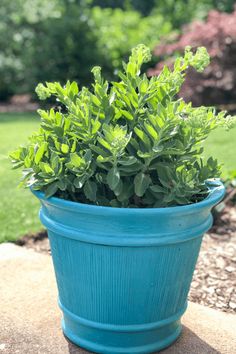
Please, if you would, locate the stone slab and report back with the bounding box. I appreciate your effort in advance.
[0,243,235,354]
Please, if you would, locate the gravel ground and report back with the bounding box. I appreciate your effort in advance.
[16,204,236,314]
[190,205,236,314]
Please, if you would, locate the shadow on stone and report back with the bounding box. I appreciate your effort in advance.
[63,325,221,354]
[63,334,93,354]
[161,325,222,353]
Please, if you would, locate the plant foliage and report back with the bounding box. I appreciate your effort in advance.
[10,45,235,207]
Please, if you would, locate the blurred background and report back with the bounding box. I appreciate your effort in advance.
[0,0,235,242]
[0,0,235,104]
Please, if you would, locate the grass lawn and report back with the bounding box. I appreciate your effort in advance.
[203,126,236,177]
[0,112,236,243]
[0,113,41,243]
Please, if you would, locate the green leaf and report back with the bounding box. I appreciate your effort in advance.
[61,144,69,154]
[118,156,138,166]
[84,150,92,163]
[134,127,151,148]
[12,161,24,169]
[144,123,158,140]
[119,162,142,173]
[113,179,123,197]
[134,172,151,197]
[35,143,47,164]
[84,180,97,201]
[40,162,54,174]
[107,167,120,190]
[139,80,149,93]
[110,199,121,207]
[92,95,101,106]
[92,119,101,134]
[149,185,165,193]
[70,81,79,97]
[96,154,108,163]
[90,145,110,157]
[57,179,67,191]
[44,182,58,198]
[121,110,133,120]
[157,166,172,186]
[50,152,59,172]
[74,175,87,189]
[70,153,83,167]
[97,137,111,151]
[9,149,21,161]
[117,183,133,202]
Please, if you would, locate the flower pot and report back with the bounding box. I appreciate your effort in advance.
[32,182,224,354]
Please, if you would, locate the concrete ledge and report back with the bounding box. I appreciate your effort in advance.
[0,243,235,354]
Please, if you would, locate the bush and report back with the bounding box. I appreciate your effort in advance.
[93,0,235,21]
[150,0,235,28]
[92,0,156,16]
[149,8,236,107]
[89,7,171,72]
[10,45,235,208]
[0,1,171,100]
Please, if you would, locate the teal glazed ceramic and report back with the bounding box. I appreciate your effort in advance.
[32,182,225,354]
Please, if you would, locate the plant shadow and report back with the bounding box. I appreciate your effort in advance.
[64,325,221,354]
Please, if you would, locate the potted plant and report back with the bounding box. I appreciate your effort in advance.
[10,45,235,353]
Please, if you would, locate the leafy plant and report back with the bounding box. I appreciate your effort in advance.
[149,0,235,28]
[93,0,235,21]
[10,44,235,207]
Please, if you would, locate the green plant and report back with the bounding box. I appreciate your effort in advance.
[10,45,235,207]
[150,0,236,28]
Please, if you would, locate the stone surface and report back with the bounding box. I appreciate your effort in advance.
[0,243,236,354]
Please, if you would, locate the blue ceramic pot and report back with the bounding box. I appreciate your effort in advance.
[32,182,224,354]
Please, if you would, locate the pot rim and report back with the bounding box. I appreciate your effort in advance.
[31,180,225,216]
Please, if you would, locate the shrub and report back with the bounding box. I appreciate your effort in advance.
[92,0,156,16]
[0,0,62,100]
[89,7,171,72]
[0,1,171,99]
[93,0,235,22]
[149,8,236,107]
[149,0,235,28]
[10,45,235,208]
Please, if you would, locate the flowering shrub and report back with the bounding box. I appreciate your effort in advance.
[10,45,235,208]
[149,8,236,107]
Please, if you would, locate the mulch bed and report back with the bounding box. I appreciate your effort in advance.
[15,203,236,314]
[15,230,50,254]
[0,95,38,113]
[189,203,236,314]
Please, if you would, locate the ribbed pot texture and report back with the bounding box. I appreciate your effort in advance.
[32,183,224,354]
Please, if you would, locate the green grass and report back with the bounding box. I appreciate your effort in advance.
[203,125,236,176]
[0,113,236,243]
[0,113,41,242]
